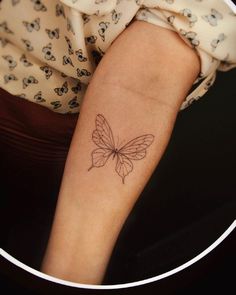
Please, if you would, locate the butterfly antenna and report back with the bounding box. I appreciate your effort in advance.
[120,139,126,149]
[117,137,125,149]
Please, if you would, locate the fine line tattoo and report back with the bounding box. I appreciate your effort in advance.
[88,114,154,183]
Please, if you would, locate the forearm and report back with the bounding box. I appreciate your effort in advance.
[41,21,200,284]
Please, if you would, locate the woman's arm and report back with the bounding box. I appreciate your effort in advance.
[41,20,200,284]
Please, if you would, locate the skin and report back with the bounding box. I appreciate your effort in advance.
[41,20,200,284]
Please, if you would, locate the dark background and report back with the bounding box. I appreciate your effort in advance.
[0,65,235,294]
[104,68,236,284]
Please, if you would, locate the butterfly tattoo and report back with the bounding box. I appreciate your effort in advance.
[88,114,154,183]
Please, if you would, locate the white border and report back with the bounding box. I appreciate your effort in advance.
[0,220,235,290]
[224,0,236,13]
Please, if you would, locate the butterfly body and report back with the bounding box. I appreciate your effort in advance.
[88,114,154,184]
[112,148,119,159]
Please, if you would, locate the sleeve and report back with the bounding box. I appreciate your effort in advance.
[134,0,236,110]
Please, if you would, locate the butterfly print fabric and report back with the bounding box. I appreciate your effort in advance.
[0,0,235,113]
[88,114,154,183]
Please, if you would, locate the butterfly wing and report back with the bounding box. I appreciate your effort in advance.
[88,148,113,170]
[115,134,154,183]
[92,114,115,150]
[115,153,133,184]
[118,134,154,160]
[211,9,223,20]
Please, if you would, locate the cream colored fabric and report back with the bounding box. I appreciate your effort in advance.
[0,0,235,113]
